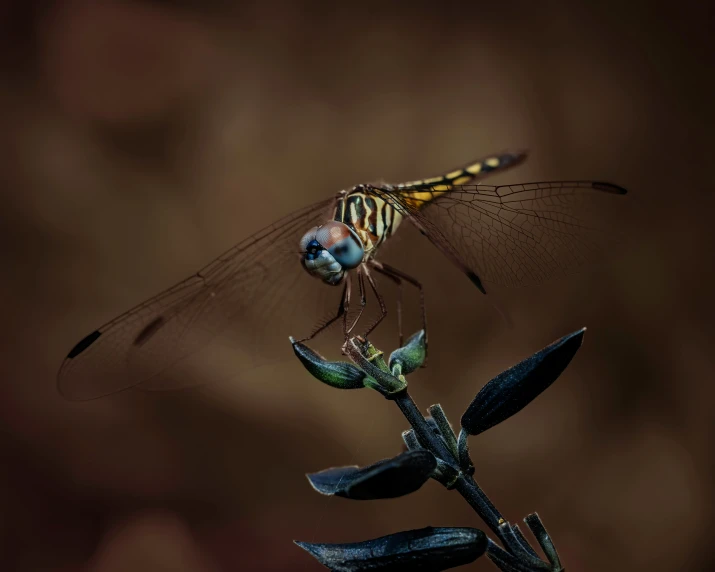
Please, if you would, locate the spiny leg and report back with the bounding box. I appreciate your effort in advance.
[346,266,367,336]
[369,264,404,347]
[299,275,351,343]
[361,263,388,340]
[369,260,428,363]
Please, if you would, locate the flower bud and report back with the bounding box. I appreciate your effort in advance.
[388,330,426,376]
[291,338,367,390]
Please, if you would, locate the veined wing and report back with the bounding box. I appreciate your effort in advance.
[58,197,339,400]
[369,181,628,291]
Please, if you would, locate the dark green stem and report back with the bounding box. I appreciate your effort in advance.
[457,428,473,473]
[393,392,505,537]
[452,474,505,538]
[499,522,550,570]
[392,391,458,471]
[427,404,459,457]
[512,525,541,560]
[486,539,536,572]
[401,428,421,450]
[525,513,563,570]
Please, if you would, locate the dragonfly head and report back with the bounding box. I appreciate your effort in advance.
[299,221,364,285]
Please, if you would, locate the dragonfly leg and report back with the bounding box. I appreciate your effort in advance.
[361,263,388,339]
[369,260,428,364]
[341,271,353,337]
[298,275,351,343]
[345,267,367,336]
[369,263,403,347]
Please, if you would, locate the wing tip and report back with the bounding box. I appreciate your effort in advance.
[467,271,488,295]
[56,384,116,402]
[592,181,628,195]
[57,330,103,401]
[65,330,102,359]
[55,367,83,401]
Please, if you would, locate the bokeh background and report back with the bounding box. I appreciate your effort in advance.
[1,1,713,570]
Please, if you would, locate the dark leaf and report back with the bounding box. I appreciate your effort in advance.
[295,526,487,571]
[461,329,585,435]
[389,330,426,376]
[307,450,437,500]
[291,338,367,389]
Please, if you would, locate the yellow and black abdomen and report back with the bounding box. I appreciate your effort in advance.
[395,150,527,211]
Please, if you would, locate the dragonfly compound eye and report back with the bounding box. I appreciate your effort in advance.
[300,225,347,285]
[316,222,364,270]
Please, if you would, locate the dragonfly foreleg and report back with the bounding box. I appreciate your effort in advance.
[345,267,367,337]
[361,263,388,340]
[369,264,404,347]
[369,260,428,364]
[299,276,351,344]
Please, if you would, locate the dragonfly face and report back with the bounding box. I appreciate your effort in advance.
[299,221,365,285]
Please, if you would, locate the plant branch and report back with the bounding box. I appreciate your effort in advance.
[295,329,577,572]
[452,474,506,538]
[392,391,459,472]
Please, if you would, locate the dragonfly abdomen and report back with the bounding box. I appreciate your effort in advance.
[395,151,527,211]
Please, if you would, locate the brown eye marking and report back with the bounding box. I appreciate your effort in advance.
[316,222,351,248]
[329,225,345,240]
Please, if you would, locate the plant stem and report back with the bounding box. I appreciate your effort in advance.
[486,539,537,572]
[392,391,458,470]
[452,474,505,538]
[525,513,562,570]
[427,404,459,457]
[401,428,421,450]
[392,391,506,537]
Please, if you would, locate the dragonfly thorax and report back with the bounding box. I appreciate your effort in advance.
[334,187,404,258]
[299,221,364,285]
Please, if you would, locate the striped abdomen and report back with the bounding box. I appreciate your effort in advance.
[395,150,526,211]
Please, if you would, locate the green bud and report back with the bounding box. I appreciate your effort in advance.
[344,338,407,397]
[388,330,426,376]
[291,338,367,390]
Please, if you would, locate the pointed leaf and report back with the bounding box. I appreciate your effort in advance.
[461,329,585,435]
[389,330,426,375]
[291,338,367,389]
[307,450,437,500]
[295,526,487,571]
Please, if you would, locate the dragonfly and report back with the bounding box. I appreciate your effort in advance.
[57,150,628,400]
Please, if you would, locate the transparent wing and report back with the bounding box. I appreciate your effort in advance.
[370,181,628,289]
[57,197,341,400]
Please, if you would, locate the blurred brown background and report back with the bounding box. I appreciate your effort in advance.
[1,0,713,570]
